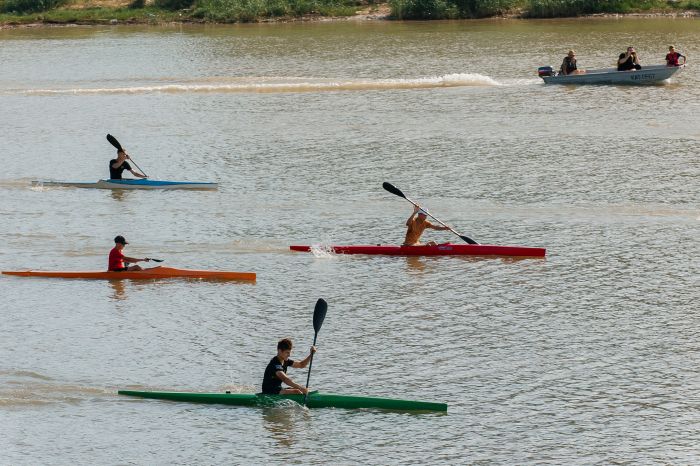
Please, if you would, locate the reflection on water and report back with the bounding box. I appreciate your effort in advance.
[261,406,310,448]
[108,279,127,301]
[405,256,428,273]
[109,189,129,202]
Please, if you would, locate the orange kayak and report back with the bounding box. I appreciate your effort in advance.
[2,266,255,281]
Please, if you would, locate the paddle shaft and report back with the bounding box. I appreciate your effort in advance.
[126,157,148,178]
[303,333,318,404]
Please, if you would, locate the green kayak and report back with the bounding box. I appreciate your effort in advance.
[118,390,447,412]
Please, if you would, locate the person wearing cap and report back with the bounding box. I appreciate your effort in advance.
[402,205,450,246]
[108,236,150,272]
[110,149,146,180]
[559,50,585,76]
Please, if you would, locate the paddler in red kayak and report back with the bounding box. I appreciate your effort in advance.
[403,205,450,246]
[262,338,317,395]
[108,236,151,271]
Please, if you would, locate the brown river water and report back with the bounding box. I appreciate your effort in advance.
[1,18,699,464]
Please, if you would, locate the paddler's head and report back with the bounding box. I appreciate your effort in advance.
[114,235,128,250]
[416,209,428,221]
[277,338,293,360]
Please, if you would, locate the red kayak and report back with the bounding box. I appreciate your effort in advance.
[290,243,546,258]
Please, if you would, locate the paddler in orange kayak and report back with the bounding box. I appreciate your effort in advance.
[108,236,151,272]
[403,205,450,246]
[262,338,317,395]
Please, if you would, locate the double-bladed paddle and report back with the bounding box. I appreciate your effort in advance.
[303,298,327,406]
[106,134,148,178]
[382,182,479,245]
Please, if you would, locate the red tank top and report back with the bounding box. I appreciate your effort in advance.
[108,247,125,271]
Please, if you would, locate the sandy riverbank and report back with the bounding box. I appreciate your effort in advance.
[2,3,699,30]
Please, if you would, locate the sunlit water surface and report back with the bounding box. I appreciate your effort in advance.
[1,18,699,464]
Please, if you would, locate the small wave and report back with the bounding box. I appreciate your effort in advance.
[0,370,53,380]
[309,243,337,258]
[16,74,500,96]
[0,178,36,189]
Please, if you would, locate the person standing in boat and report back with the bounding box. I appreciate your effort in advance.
[110,148,147,180]
[262,338,316,395]
[665,45,686,67]
[108,235,150,271]
[403,205,450,246]
[559,50,585,75]
[618,47,642,71]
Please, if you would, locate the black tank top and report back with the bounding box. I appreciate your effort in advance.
[109,159,131,179]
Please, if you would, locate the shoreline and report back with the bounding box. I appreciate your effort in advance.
[1,5,699,30]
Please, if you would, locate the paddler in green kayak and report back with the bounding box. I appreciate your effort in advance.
[262,338,317,395]
[403,205,450,246]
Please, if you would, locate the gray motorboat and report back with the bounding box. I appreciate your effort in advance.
[538,64,684,85]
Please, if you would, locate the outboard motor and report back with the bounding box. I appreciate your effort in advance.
[537,66,555,77]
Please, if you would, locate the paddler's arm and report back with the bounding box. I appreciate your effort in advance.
[291,346,317,369]
[275,371,309,394]
[425,221,450,231]
[123,256,150,263]
[128,168,147,178]
[406,205,420,226]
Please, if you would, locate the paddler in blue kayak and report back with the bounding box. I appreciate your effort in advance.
[108,236,151,271]
[110,148,147,180]
[262,338,317,395]
[403,205,450,246]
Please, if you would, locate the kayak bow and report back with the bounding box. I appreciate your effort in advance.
[290,243,545,258]
[118,390,447,412]
[32,179,218,190]
[2,266,255,281]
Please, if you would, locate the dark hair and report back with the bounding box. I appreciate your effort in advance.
[277,338,293,351]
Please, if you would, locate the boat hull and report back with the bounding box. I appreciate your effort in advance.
[32,179,218,190]
[2,266,255,281]
[542,64,683,85]
[118,390,447,412]
[290,243,546,257]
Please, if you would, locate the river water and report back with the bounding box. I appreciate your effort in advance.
[1,18,699,464]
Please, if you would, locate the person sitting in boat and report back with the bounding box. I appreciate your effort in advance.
[262,338,316,395]
[403,205,450,247]
[665,45,686,67]
[559,50,585,75]
[108,235,150,272]
[618,47,642,71]
[110,149,147,180]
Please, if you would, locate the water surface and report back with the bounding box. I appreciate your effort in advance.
[1,19,699,464]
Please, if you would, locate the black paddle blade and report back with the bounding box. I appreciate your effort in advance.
[460,235,479,245]
[106,134,122,150]
[313,299,327,334]
[382,182,406,199]
[146,258,164,262]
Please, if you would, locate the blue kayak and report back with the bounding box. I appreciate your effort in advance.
[32,179,218,190]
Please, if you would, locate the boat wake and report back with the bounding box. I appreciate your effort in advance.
[309,243,337,258]
[0,370,110,407]
[14,74,501,96]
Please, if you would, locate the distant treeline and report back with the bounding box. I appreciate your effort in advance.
[2,0,699,22]
[390,0,700,18]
